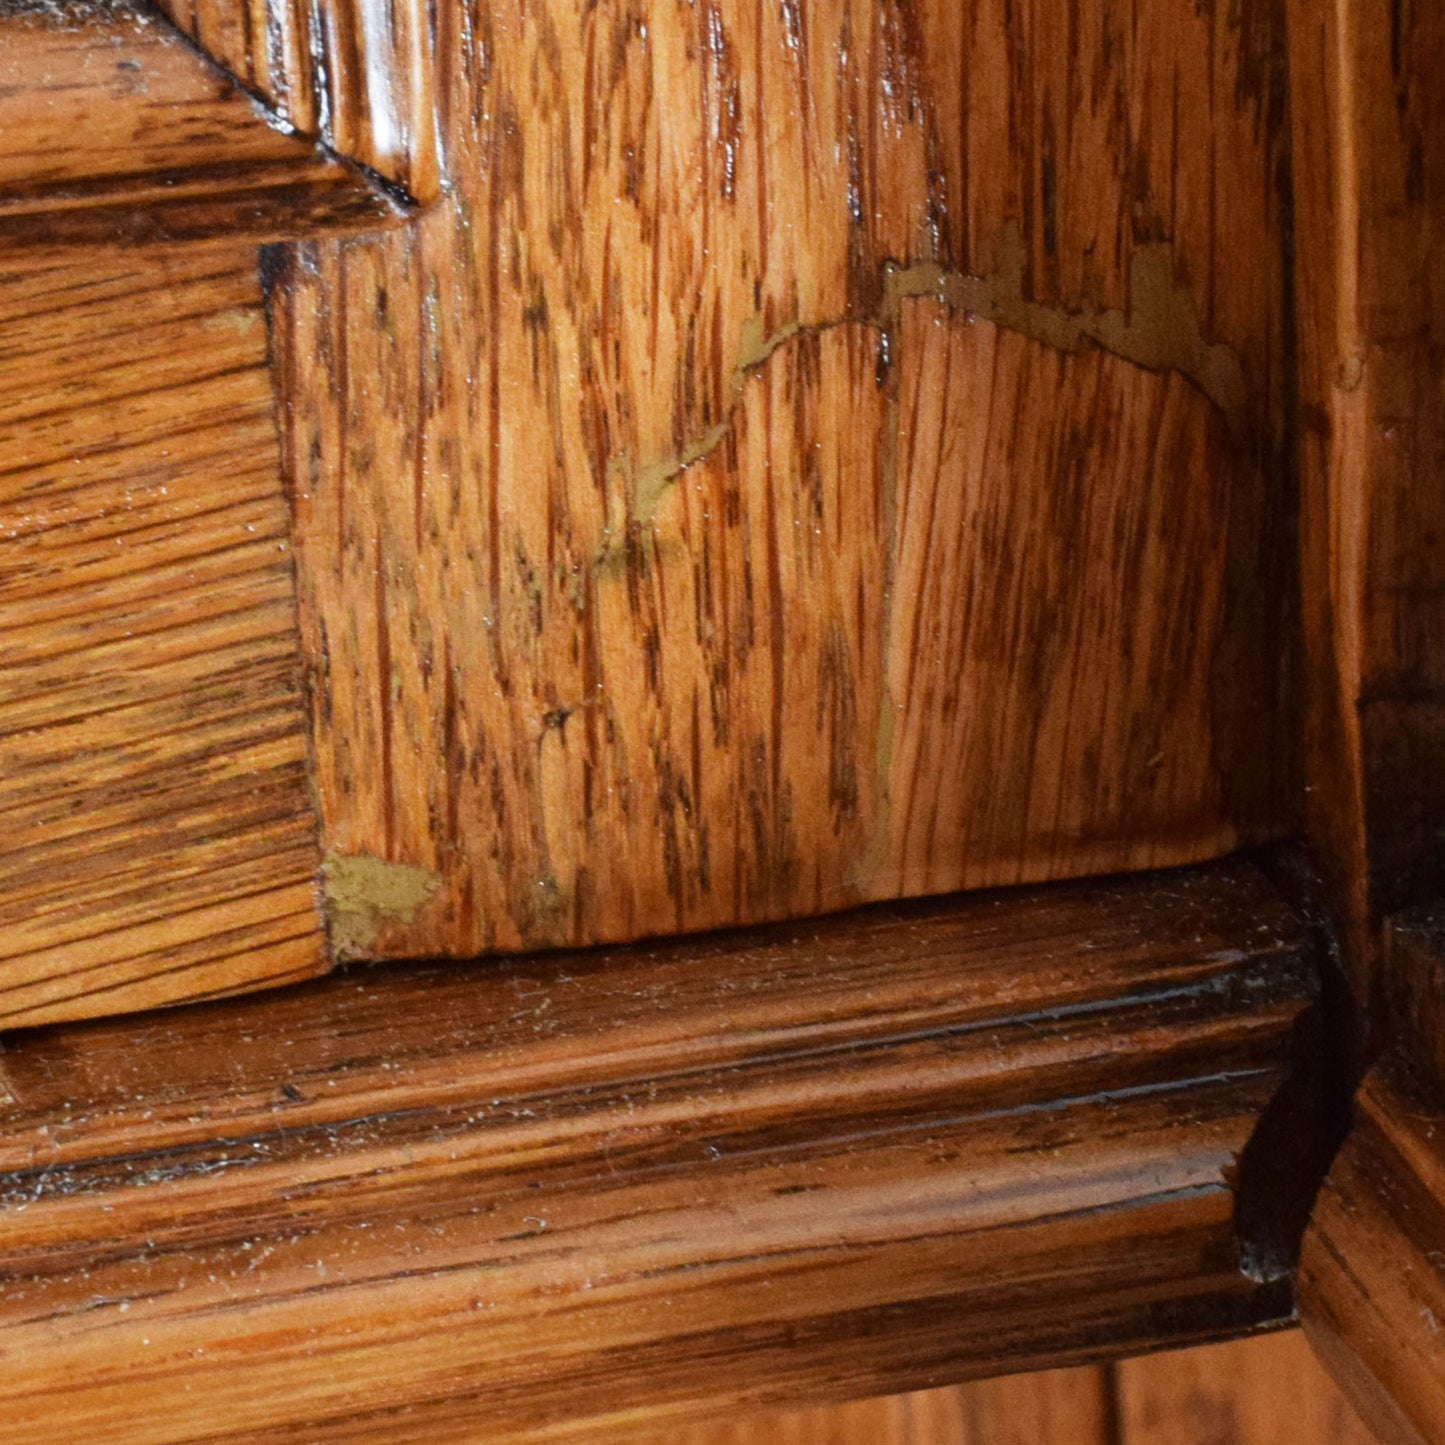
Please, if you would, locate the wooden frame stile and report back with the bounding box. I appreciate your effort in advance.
[1286,0,1445,1439]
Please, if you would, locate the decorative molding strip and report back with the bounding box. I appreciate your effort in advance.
[154,0,440,202]
[0,861,1319,1439]
[0,1,407,248]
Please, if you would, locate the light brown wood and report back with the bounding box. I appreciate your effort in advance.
[1286,3,1445,1429]
[0,243,328,1026]
[154,0,438,201]
[1287,0,1445,1010]
[1116,1332,1378,1445]
[635,1330,1379,1445]
[0,1,405,248]
[1301,1061,1445,1445]
[0,861,1317,1442]
[278,0,1295,962]
[638,1367,1114,1445]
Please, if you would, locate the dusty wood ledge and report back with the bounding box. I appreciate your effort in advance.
[0,860,1320,1442]
[0,1,407,249]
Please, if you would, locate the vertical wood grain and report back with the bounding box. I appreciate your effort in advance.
[279,0,1295,961]
[1287,0,1445,1009]
[0,248,327,1025]
[635,1368,1114,1445]
[1301,1062,1445,1445]
[153,0,440,201]
[625,1332,1377,1445]
[0,3,404,248]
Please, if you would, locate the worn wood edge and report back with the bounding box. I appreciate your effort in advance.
[0,0,410,249]
[1382,909,1445,1094]
[1301,1059,1445,1445]
[0,859,1323,1441]
[152,0,440,202]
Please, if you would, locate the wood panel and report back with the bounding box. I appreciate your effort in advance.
[639,1367,1114,1445]
[1301,1061,1445,1445]
[0,1,405,248]
[1287,0,1445,1010]
[0,244,328,1026]
[1115,1332,1378,1445]
[154,0,439,201]
[0,861,1318,1442]
[652,1332,1375,1445]
[279,0,1295,962]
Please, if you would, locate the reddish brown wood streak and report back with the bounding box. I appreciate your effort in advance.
[1302,1060,1445,1445]
[625,1333,1378,1444]
[1288,0,1445,1008]
[1112,1335,1379,1445]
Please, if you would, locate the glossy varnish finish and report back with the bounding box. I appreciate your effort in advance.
[281,0,1295,961]
[155,0,440,201]
[0,1,404,248]
[0,244,328,1026]
[644,1330,1377,1445]
[0,862,1317,1441]
[1286,2,1445,1428]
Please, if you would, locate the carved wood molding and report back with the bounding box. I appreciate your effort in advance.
[0,0,1300,1023]
[0,0,409,248]
[154,0,439,201]
[0,861,1320,1440]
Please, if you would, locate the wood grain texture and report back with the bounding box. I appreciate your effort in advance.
[637,1367,1114,1445]
[154,0,439,201]
[1383,910,1445,1091]
[279,0,1295,962]
[634,1330,1378,1445]
[0,861,1317,1442]
[0,1,405,248]
[1301,1061,1445,1445]
[1114,1332,1377,1445]
[0,245,327,1027]
[1287,0,1445,1007]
